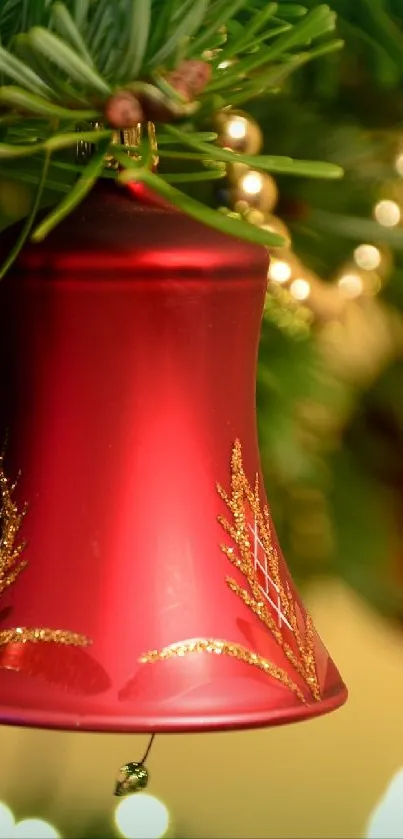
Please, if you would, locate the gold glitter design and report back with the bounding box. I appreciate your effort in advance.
[0,628,89,647]
[0,454,27,597]
[0,455,90,652]
[217,439,320,701]
[140,638,305,702]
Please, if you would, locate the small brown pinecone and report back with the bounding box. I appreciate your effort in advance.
[104,90,144,128]
[166,60,212,100]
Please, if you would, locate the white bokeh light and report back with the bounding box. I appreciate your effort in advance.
[240,171,263,195]
[338,272,364,299]
[366,769,403,838]
[354,244,381,271]
[268,259,292,284]
[0,802,15,838]
[13,818,60,838]
[115,793,169,839]
[226,116,247,140]
[374,199,401,227]
[290,278,310,301]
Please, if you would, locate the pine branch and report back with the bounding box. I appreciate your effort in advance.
[0,0,343,268]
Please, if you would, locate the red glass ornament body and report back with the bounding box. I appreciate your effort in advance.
[0,186,347,732]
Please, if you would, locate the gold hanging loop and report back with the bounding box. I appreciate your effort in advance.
[77,122,159,171]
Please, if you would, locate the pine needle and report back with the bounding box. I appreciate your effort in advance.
[0,0,344,264]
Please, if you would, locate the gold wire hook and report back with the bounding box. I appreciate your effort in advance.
[77,121,159,171]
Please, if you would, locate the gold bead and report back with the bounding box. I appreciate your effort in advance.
[216,109,263,155]
[267,249,302,284]
[246,212,291,246]
[232,170,279,214]
[114,763,149,797]
[226,161,249,184]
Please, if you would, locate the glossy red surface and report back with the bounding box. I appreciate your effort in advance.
[0,185,347,732]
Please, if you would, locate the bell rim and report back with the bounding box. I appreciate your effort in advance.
[0,684,347,733]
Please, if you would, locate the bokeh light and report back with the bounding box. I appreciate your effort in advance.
[366,769,403,838]
[395,152,403,176]
[261,215,291,246]
[268,258,292,284]
[374,199,401,227]
[13,818,60,838]
[354,244,381,271]
[290,278,310,301]
[115,793,170,839]
[338,272,364,299]
[226,116,247,140]
[239,171,263,195]
[0,802,15,838]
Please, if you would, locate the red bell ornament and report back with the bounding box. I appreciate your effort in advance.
[0,184,347,733]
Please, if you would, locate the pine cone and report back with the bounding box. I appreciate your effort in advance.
[166,60,212,100]
[104,91,144,129]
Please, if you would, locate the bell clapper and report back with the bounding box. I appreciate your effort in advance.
[114,733,156,797]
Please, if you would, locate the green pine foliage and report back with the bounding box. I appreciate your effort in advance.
[248,0,403,619]
[0,0,343,271]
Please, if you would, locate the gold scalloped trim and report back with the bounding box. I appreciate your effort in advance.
[0,627,90,647]
[139,638,305,702]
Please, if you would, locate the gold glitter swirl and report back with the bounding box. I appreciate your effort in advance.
[0,627,90,647]
[0,453,27,597]
[139,638,305,702]
[217,439,321,702]
[0,455,91,653]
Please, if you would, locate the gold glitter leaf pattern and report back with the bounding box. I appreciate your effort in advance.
[217,439,320,701]
[140,638,305,701]
[0,456,90,652]
[0,454,27,597]
[139,441,320,704]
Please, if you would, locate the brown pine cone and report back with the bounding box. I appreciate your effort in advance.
[166,60,212,100]
[104,90,144,129]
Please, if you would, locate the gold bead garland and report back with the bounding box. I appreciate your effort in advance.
[216,109,263,155]
[216,107,396,351]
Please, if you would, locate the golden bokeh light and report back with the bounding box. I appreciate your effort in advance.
[395,152,403,176]
[269,258,293,284]
[374,199,401,227]
[290,278,311,301]
[354,244,381,271]
[338,272,364,299]
[226,116,247,140]
[239,170,264,195]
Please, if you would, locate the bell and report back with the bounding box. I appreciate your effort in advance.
[0,183,347,733]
